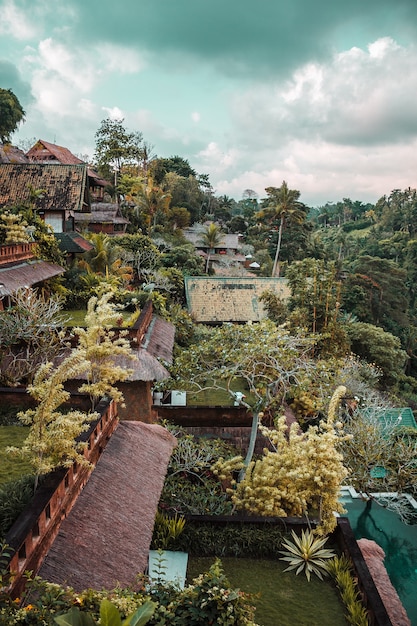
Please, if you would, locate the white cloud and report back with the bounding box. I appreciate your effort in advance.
[0,0,38,39]
[102,106,125,120]
[230,37,417,148]
[95,43,145,74]
[191,111,200,123]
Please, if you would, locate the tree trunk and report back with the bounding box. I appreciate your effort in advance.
[272,217,284,277]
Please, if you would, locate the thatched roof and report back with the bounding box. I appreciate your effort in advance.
[0,260,64,296]
[38,421,177,592]
[124,347,170,381]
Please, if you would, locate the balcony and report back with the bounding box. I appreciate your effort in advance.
[0,242,36,266]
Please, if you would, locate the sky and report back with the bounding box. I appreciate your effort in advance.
[1,0,417,207]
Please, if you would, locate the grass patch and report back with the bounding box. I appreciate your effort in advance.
[187,556,348,626]
[186,377,256,406]
[64,309,134,327]
[0,426,32,486]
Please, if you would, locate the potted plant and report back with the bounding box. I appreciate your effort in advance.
[148,511,188,588]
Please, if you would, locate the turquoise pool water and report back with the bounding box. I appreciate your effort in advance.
[341,496,417,626]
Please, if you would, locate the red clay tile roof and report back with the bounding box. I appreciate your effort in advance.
[0,260,64,295]
[26,140,108,186]
[26,139,84,165]
[0,163,90,212]
[38,421,177,592]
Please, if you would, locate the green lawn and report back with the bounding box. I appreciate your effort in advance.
[0,426,32,486]
[64,309,135,327]
[185,377,256,406]
[187,556,348,626]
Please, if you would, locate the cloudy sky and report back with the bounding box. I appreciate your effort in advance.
[1,0,417,207]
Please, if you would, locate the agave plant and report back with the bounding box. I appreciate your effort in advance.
[279,529,336,581]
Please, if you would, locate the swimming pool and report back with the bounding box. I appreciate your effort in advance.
[340,487,417,626]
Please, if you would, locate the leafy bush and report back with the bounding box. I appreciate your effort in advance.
[159,423,237,516]
[174,521,286,558]
[150,511,186,550]
[0,561,257,626]
[0,474,35,539]
[327,554,370,625]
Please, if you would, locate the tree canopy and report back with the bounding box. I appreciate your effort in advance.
[0,88,25,143]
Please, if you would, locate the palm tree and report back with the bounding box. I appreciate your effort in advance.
[259,181,306,277]
[197,222,225,273]
[133,177,171,231]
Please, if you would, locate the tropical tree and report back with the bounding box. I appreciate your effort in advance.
[342,255,409,335]
[73,291,135,410]
[7,350,93,490]
[346,321,408,387]
[197,222,225,273]
[0,288,68,387]
[258,181,307,276]
[132,177,171,231]
[0,88,25,143]
[167,320,317,473]
[94,117,144,184]
[213,386,349,535]
[77,233,133,293]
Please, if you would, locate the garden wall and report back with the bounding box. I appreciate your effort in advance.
[155,405,273,454]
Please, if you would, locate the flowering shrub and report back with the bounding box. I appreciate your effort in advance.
[213,386,350,535]
[0,561,257,626]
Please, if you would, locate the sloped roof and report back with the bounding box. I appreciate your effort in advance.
[75,203,129,224]
[142,316,175,365]
[0,260,64,295]
[26,139,108,186]
[54,232,95,254]
[26,139,84,165]
[38,421,177,592]
[183,227,241,250]
[119,348,170,382]
[0,144,28,163]
[0,163,89,212]
[185,276,291,323]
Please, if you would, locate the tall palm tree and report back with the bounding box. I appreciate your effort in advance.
[259,181,306,277]
[198,222,225,273]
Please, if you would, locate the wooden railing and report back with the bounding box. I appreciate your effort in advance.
[0,243,36,265]
[4,398,119,598]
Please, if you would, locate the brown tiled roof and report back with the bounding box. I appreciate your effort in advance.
[184,276,291,323]
[26,139,83,165]
[38,421,177,592]
[0,260,64,295]
[0,144,29,163]
[0,163,89,212]
[26,139,108,187]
